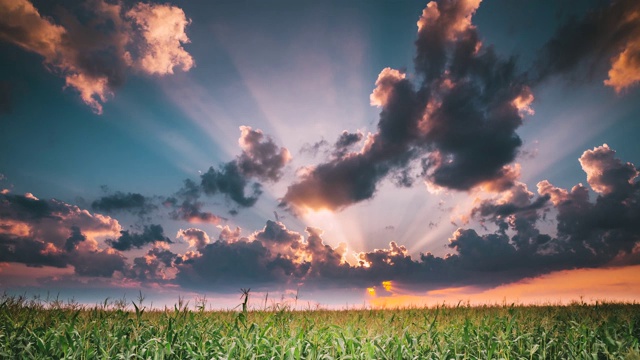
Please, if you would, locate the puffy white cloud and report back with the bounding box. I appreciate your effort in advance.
[177,228,210,250]
[417,0,481,39]
[370,68,406,107]
[579,144,639,196]
[126,3,194,75]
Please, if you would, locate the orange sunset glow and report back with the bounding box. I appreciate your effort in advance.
[367,266,640,308]
[0,0,639,309]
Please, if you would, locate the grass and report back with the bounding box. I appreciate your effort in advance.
[1,293,639,359]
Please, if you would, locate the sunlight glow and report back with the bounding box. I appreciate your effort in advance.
[367,287,376,296]
[367,265,640,308]
[300,208,366,258]
[211,19,370,159]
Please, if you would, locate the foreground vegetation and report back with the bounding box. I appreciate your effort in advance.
[1,293,639,359]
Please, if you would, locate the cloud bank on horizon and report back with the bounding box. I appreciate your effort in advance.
[0,0,639,299]
[1,143,639,291]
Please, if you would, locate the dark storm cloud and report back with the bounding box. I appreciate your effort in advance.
[417,53,528,191]
[332,131,364,159]
[164,128,290,216]
[173,178,201,203]
[70,247,127,277]
[175,236,279,288]
[0,194,126,277]
[0,233,68,268]
[200,162,262,208]
[170,221,456,290]
[413,0,530,191]
[335,131,363,147]
[106,224,172,251]
[169,200,225,224]
[0,193,120,237]
[253,220,302,244]
[6,143,634,291]
[92,191,157,216]
[0,230,126,278]
[471,182,550,243]
[64,226,86,252]
[390,166,633,277]
[0,0,193,113]
[236,126,292,183]
[456,144,640,276]
[163,179,225,223]
[474,194,551,251]
[172,221,349,289]
[473,194,549,220]
[282,148,400,212]
[537,145,640,263]
[196,127,290,208]
[283,0,533,212]
[299,139,329,157]
[166,145,640,290]
[0,193,56,221]
[533,0,640,91]
[129,246,178,282]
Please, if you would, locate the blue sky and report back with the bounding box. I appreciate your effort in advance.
[1,0,639,308]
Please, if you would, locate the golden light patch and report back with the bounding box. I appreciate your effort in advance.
[0,220,32,237]
[368,265,640,308]
[382,281,392,292]
[426,286,475,297]
[367,287,376,296]
[512,87,535,116]
[370,67,406,107]
[41,242,62,255]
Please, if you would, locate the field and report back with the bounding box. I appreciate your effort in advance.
[1,294,639,359]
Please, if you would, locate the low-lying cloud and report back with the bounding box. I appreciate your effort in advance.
[106,224,172,251]
[0,144,638,291]
[0,192,125,277]
[168,145,640,290]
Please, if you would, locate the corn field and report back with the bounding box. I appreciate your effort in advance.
[1,294,639,359]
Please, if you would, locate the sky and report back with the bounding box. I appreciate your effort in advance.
[1,0,640,310]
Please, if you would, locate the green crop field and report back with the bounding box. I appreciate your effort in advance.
[1,293,639,359]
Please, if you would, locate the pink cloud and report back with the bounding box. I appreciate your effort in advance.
[512,86,535,116]
[604,10,640,92]
[417,0,481,39]
[177,228,210,250]
[64,73,112,114]
[0,0,66,60]
[370,68,406,107]
[237,126,292,182]
[536,180,568,206]
[126,3,194,75]
[579,144,639,195]
[0,0,194,114]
